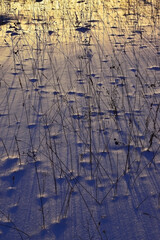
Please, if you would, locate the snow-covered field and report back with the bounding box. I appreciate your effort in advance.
[0,0,160,239]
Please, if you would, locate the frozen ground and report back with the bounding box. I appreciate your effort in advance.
[0,0,160,239]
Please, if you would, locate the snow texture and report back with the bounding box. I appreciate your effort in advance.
[0,0,160,239]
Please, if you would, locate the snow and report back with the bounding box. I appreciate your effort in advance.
[0,0,160,239]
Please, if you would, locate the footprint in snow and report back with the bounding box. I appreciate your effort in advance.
[50,218,67,238]
[67,91,76,95]
[72,114,84,120]
[27,124,37,129]
[141,149,155,161]
[147,66,160,71]
[29,78,38,83]
[9,204,19,213]
[43,124,52,129]
[96,151,108,157]
[1,167,25,186]
[36,194,48,207]
[50,134,60,140]
[76,92,85,97]
[75,26,90,33]
[53,91,59,95]
[85,177,96,186]
[1,156,19,169]
[7,187,16,197]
